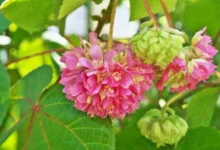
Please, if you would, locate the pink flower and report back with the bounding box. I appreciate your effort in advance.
[156,57,187,92]
[192,27,218,60]
[186,59,216,89]
[60,33,155,118]
[157,28,217,92]
[156,57,216,92]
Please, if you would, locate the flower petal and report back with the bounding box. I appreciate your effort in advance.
[66,57,78,70]
[113,43,126,53]
[104,50,116,63]
[121,72,133,88]
[90,45,103,60]
[70,82,82,96]
[89,32,98,45]
[76,93,88,103]
[79,57,94,69]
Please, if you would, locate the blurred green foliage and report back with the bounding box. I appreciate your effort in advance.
[130,0,177,21]
[0,63,10,126]
[0,0,9,33]
[59,0,87,19]
[187,87,220,128]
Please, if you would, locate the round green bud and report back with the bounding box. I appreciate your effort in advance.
[137,108,188,147]
[130,27,187,69]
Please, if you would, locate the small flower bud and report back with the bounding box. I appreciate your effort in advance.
[137,108,188,147]
[130,27,187,69]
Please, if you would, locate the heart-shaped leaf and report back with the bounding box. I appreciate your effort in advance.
[0,65,52,144]
[0,65,115,150]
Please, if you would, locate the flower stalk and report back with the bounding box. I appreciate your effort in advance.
[5,48,67,67]
[161,92,186,118]
[108,0,118,50]
[142,0,159,27]
[160,0,174,28]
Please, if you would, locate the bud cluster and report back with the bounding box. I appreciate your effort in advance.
[130,27,186,69]
[155,28,217,92]
[130,27,217,92]
[138,108,188,147]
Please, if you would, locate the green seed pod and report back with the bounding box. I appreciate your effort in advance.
[130,27,187,69]
[137,108,188,147]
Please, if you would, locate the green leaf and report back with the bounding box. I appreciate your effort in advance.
[116,106,172,150]
[0,63,10,126]
[0,66,115,149]
[10,65,52,101]
[182,0,220,37]
[68,34,81,47]
[21,85,115,150]
[0,13,9,33]
[0,0,62,33]
[92,0,103,5]
[187,87,220,128]
[0,0,9,33]
[140,20,154,30]
[10,38,59,85]
[177,127,220,150]
[58,0,87,20]
[7,69,21,86]
[0,65,52,144]
[129,0,177,21]
[211,106,220,130]
[145,86,160,102]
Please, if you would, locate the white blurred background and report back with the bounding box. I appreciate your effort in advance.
[65,0,139,38]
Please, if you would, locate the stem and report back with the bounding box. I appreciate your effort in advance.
[5,48,67,67]
[160,0,174,28]
[108,0,118,50]
[174,142,178,150]
[142,0,159,27]
[95,0,113,35]
[161,92,185,118]
[87,0,92,33]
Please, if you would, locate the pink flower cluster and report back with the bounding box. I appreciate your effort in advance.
[157,28,217,92]
[60,33,155,118]
[60,28,217,118]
